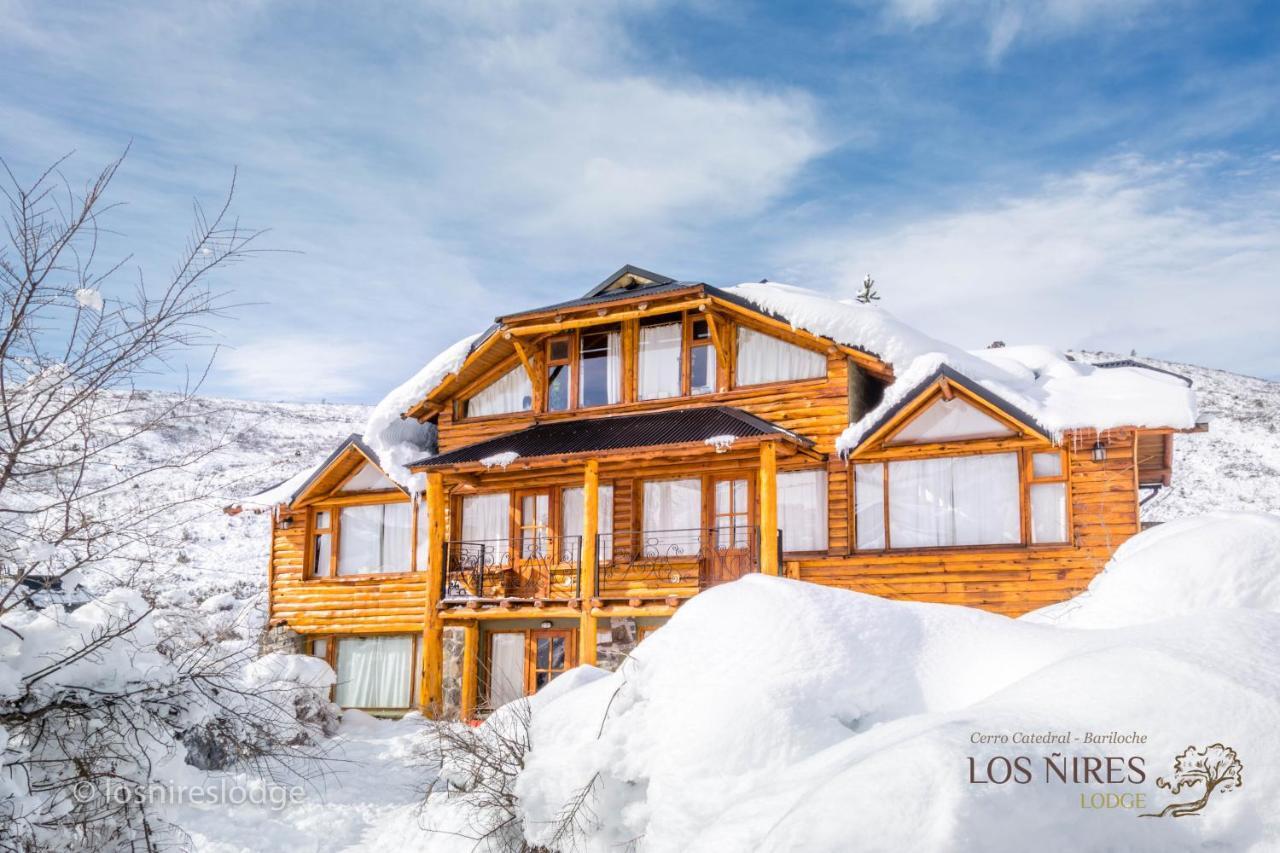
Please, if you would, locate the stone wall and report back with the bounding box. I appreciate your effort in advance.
[441,626,465,718]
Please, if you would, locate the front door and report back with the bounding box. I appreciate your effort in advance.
[514,490,553,597]
[528,629,575,692]
[706,476,753,587]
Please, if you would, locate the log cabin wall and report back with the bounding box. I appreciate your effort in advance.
[267,507,430,636]
[789,428,1141,617]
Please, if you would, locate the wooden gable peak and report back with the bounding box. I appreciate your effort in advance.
[289,435,408,507]
[584,264,677,298]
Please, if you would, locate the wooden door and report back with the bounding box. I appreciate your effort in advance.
[527,629,576,692]
[513,490,553,597]
[705,476,753,586]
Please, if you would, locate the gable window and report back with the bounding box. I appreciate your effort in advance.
[467,366,533,418]
[336,503,413,575]
[688,318,717,395]
[778,469,828,552]
[889,397,1016,445]
[735,326,826,386]
[638,315,682,400]
[341,463,397,491]
[546,337,572,412]
[579,329,621,407]
[333,635,417,710]
[1029,451,1069,543]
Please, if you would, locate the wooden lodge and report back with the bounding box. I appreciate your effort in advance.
[257,265,1200,718]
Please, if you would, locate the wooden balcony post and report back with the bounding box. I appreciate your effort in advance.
[579,459,600,665]
[422,471,446,714]
[460,620,479,720]
[758,441,779,575]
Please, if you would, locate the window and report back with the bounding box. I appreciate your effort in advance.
[486,632,525,710]
[334,635,415,710]
[579,329,621,407]
[341,463,397,492]
[531,630,572,690]
[334,503,413,575]
[778,469,828,552]
[561,485,614,562]
[1029,451,1069,543]
[854,464,885,550]
[889,397,1016,445]
[642,478,701,555]
[312,510,333,575]
[688,318,717,395]
[638,318,682,400]
[467,366,533,418]
[461,492,511,560]
[546,337,572,412]
[735,326,826,386]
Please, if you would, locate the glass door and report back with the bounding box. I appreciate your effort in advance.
[529,629,574,691]
[514,490,552,597]
[706,476,752,586]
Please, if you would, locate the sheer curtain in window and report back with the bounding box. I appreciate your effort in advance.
[638,323,681,400]
[561,485,614,561]
[335,636,413,708]
[643,479,701,555]
[777,469,828,551]
[888,454,1019,548]
[487,633,525,709]
[606,332,622,403]
[735,327,826,385]
[468,366,532,417]
[462,493,510,564]
[855,464,885,550]
[337,503,412,574]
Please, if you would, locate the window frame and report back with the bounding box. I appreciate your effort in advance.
[851,447,1071,553]
[683,314,718,396]
[307,632,421,713]
[732,319,829,390]
[461,363,535,420]
[480,628,579,711]
[306,496,419,579]
[777,466,830,556]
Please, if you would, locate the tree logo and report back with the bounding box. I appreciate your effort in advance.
[1141,744,1243,818]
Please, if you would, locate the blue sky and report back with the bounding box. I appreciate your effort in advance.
[2,0,1277,402]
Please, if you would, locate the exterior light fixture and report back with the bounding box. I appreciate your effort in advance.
[277,514,294,530]
[540,620,553,629]
[1092,441,1107,462]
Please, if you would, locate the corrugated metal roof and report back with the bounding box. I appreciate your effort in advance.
[415,406,810,467]
[496,280,703,322]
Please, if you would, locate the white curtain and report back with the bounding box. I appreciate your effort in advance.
[1030,482,1068,543]
[488,633,525,709]
[335,636,413,709]
[888,453,1020,548]
[462,492,510,561]
[337,502,413,575]
[735,326,826,386]
[561,485,614,559]
[778,469,828,552]
[855,463,885,550]
[638,323,682,400]
[891,397,1015,444]
[643,479,701,555]
[606,331,622,404]
[416,498,430,570]
[468,366,532,417]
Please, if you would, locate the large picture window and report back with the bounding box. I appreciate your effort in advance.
[856,453,1023,550]
[467,366,533,418]
[333,635,416,710]
[735,326,826,386]
[778,469,828,552]
[336,503,413,575]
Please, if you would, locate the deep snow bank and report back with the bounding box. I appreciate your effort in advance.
[1026,512,1280,628]
[507,518,1280,852]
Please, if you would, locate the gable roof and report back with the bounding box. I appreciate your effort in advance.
[845,365,1052,457]
[276,434,408,507]
[415,406,811,468]
[584,264,677,297]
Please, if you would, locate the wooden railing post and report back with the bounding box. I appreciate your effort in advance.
[579,459,600,666]
[758,441,779,576]
[422,472,446,715]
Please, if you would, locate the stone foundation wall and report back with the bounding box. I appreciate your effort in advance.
[260,623,304,655]
[595,617,638,671]
[441,626,465,718]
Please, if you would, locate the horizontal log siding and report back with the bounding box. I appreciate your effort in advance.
[437,352,852,456]
[791,429,1141,617]
[268,521,429,635]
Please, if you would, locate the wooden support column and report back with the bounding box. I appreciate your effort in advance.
[578,459,600,665]
[421,472,446,714]
[758,441,779,576]
[459,620,479,721]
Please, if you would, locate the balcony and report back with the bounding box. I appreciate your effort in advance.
[443,536,582,601]
[597,526,762,599]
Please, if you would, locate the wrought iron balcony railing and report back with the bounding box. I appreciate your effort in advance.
[597,526,764,593]
[443,536,582,601]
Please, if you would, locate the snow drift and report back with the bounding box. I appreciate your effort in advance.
[488,513,1280,852]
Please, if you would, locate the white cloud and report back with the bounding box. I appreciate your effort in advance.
[217,337,384,401]
[786,154,1280,378]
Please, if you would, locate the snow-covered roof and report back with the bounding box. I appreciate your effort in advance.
[352,279,1197,487]
[721,283,1198,452]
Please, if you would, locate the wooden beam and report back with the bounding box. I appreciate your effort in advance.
[459,620,479,721]
[578,459,600,666]
[420,471,446,714]
[705,312,728,392]
[758,440,779,575]
[508,335,538,388]
[938,377,955,401]
[506,298,712,337]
